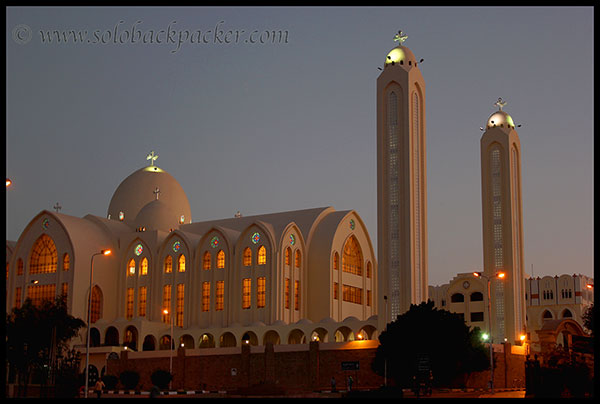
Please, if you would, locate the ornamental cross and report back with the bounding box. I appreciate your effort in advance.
[153,187,161,200]
[393,30,408,45]
[146,150,158,166]
[494,97,507,111]
[53,202,62,212]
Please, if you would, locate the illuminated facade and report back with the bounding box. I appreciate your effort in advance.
[480,100,526,344]
[377,33,428,324]
[6,157,378,358]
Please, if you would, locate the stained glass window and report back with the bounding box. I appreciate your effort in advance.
[42,218,50,230]
[290,234,295,245]
[140,257,148,275]
[252,232,260,244]
[178,255,186,272]
[203,251,211,270]
[172,241,181,253]
[211,236,219,248]
[216,281,224,311]
[258,246,266,265]
[135,244,143,256]
[350,219,355,230]
[164,255,172,273]
[217,250,225,269]
[243,247,252,267]
[127,259,135,276]
[30,234,57,274]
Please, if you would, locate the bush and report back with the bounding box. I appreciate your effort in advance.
[102,374,119,390]
[119,370,140,390]
[150,369,172,390]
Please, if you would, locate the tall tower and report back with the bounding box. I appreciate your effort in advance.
[377,31,428,324]
[480,98,526,344]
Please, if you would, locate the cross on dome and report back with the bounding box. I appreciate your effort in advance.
[153,187,161,200]
[53,202,62,212]
[494,97,507,111]
[393,30,408,45]
[146,150,158,166]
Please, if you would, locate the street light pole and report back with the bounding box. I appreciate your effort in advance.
[473,271,505,395]
[163,309,173,390]
[85,249,111,399]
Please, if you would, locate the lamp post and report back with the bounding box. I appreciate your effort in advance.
[473,271,505,394]
[163,309,174,390]
[85,249,111,398]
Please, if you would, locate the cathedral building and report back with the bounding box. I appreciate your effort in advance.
[5,155,378,353]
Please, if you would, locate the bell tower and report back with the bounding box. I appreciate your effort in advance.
[480,98,526,344]
[377,31,428,325]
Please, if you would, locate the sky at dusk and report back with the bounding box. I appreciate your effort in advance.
[6,7,593,286]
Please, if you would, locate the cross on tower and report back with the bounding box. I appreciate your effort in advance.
[153,187,161,200]
[146,150,158,166]
[393,30,408,45]
[53,202,62,212]
[494,97,507,111]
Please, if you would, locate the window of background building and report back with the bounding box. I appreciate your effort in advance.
[216,281,224,311]
[243,248,252,267]
[202,281,210,312]
[242,278,251,309]
[30,234,57,274]
[258,246,267,265]
[203,252,211,270]
[164,255,172,273]
[257,277,266,308]
[217,250,225,269]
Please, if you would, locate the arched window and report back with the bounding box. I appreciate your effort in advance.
[178,255,186,272]
[342,236,363,276]
[203,251,211,270]
[562,309,573,318]
[470,292,484,302]
[333,252,339,270]
[258,246,267,265]
[90,286,103,323]
[30,234,57,274]
[217,250,225,269]
[127,259,135,277]
[542,310,553,320]
[140,257,148,275]
[164,255,172,273]
[62,253,70,271]
[243,247,252,267]
[285,247,291,266]
[294,250,301,268]
[451,293,464,303]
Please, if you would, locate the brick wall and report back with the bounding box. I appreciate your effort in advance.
[106,340,525,392]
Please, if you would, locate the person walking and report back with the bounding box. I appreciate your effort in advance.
[347,376,353,392]
[94,379,105,398]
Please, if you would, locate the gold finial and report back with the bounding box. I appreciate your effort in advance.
[146,150,158,166]
[494,97,507,111]
[393,30,408,45]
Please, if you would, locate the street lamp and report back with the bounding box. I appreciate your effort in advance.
[163,308,174,390]
[84,249,111,398]
[473,271,505,394]
[6,178,12,187]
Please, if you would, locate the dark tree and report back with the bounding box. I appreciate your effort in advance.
[6,295,86,397]
[582,303,594,336]
[371,300,489,388]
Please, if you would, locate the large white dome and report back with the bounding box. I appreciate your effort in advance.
[107,165,191,227]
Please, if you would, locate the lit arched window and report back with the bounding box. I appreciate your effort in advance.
[243,247,252,267]
[342,236,363,276]
[333,252,339,270]
[258,246,267,265]
[164,255,172,273]
[30,234,57,274]
[91,286,103,323]
[127,259,136,276]
[63,253,70,271]
[294,250,301,268]
[140,257,148,275]
[366,261,372,278]
[217,250,225,269]
[178,255,186,272]
[285,247,291,266]
[203,251,211,270]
